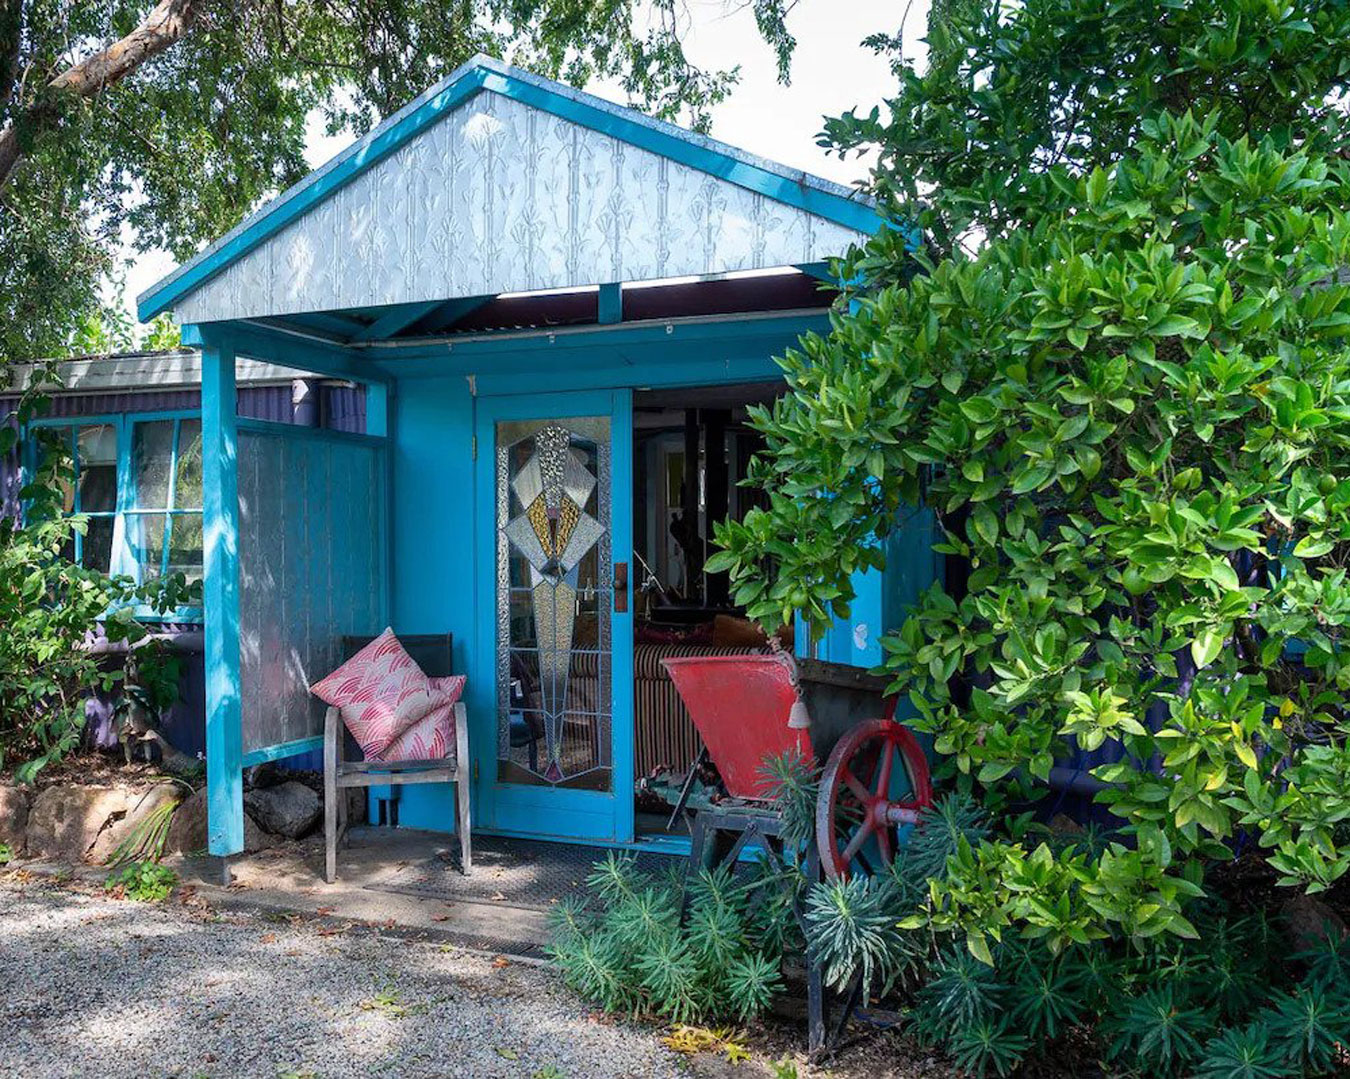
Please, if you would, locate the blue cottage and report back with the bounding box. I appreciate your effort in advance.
[135,56,939,859]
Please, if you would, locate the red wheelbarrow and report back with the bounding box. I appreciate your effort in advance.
[661,652,933,879]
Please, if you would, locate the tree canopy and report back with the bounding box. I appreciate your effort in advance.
[0,0,798,363]
[714,0,1350,951]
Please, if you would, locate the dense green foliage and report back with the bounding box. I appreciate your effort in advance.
[0,0,797,362]
[800,796,1350,1077]
[712,0,1350,959]
[0,394,197,780]
[548,853,796,1025]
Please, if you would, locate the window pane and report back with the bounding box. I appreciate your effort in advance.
[133,421,175,509]
[77,424,118,513]
[129,512,167,581]
[167,513,203,583]
[175,420,203,510]
[84,517,115,574]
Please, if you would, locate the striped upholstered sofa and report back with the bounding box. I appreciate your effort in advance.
[632,642,760,777]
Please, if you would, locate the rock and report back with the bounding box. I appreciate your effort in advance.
[27,785,137,862]
[245,761,287,790]
[0,785,30,856]
[166,786,209,855]
[167,787,274,854]
[89,783,183,865]
[242,813,273,853]
[1283,892,1348,954]
[243,781,321,839]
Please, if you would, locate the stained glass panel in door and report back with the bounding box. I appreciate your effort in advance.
[496,418,612,791]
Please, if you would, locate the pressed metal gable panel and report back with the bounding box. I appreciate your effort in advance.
[175,92,863,324]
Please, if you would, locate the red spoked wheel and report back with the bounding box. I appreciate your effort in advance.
[816,718,933,880]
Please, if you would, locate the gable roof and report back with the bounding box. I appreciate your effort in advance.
[137,55,879,326]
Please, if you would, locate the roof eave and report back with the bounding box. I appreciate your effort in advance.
[137,55,880,323]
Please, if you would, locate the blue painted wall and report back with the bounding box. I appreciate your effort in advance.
[379,372,477,830]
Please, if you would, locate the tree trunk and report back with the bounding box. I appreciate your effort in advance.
[0,0,203,190]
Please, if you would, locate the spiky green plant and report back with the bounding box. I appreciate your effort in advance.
[1196,1024,1293,1079]
[913,943,1008,1042]
[549,852,788,1025]
[1005,943,1085,1040]
[946,1016,1030,1079]
[891,793,989,889]
[760,749,821,849]
[1265,983,1350,1075]
[802,874,921,994]
[726,951,785,1021]
[585,851,647,903]
[635,933,703,1023]
[1295,930,1350,991]
[1106,985,1209,1074]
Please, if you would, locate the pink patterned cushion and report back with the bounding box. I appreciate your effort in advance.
[377,676,466,762]
[310,629,452,758]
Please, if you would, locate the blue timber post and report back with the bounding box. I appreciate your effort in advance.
[201,336,244,861]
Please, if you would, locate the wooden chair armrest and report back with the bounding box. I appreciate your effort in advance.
[324,705,343,766]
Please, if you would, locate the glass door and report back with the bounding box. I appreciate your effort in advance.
[474,390,633,842]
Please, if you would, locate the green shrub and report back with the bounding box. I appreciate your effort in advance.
[105,861,178,902]
[1196,1025,1293,1079]
[1264,984,1350,1075]
[0,406,198,781]
[548,853,793,1025]
[712,0,1350,961]
[794,790,1349,1076]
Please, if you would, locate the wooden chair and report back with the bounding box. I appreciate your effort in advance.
[322,633,471,882]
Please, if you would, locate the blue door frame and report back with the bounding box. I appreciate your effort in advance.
[473,388,635,843]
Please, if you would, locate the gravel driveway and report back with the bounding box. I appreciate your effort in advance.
[0,877,682,1079]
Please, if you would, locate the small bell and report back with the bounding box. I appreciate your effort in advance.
[787,695,812,731]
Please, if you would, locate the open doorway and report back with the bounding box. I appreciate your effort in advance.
[630,381,791,838]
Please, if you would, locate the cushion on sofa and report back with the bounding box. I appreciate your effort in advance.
[310,628,454,758]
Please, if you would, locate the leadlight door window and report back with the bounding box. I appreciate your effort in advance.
[497,418,612,791]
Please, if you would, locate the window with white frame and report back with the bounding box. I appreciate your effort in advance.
[31,414,204,611]
[126,418,204,585]
[53,423,120,573]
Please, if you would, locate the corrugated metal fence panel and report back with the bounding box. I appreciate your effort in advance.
[0,385,365,430]
[237,427,385,757]
[323,384,367,433]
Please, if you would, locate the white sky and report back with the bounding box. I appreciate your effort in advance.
[121,0,928,321]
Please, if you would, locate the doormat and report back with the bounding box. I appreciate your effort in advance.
[366,834,684,912]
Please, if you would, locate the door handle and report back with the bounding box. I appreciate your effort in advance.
[613,562,628,613]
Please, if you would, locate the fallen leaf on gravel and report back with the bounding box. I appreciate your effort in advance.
[315,906,335,916]
[492,956,510,969]
[431,914,451,922]
[285,950,303,956]
[495,1047,520,1060]
[491,892,507,901]
[377,918,396,929]
[317,924,348,937]
[260,932,277,944]
[663,1025,746,1056]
